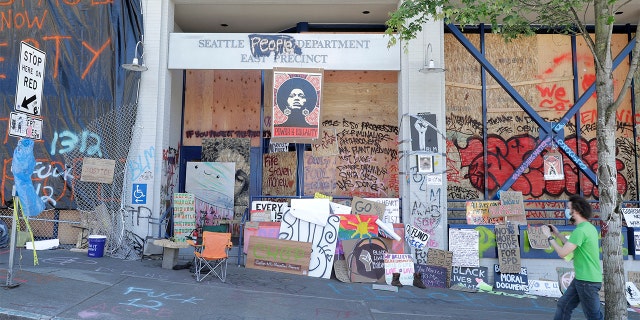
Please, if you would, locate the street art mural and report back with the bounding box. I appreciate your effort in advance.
[444,32,638,214]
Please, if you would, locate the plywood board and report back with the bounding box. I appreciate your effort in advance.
[246,236,312,276]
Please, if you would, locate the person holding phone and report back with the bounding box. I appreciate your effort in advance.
[542,195,603,320]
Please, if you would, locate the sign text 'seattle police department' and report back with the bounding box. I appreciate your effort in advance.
[168,33,400,70]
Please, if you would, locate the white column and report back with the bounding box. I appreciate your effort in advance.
[398,20,447,263]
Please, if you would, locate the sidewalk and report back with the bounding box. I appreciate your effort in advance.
[0,247,634,320]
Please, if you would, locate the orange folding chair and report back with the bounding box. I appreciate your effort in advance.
[193,231,232,282]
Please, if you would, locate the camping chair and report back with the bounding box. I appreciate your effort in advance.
[193,231,232,282]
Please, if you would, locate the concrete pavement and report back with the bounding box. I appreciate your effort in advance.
[1,247,636,320]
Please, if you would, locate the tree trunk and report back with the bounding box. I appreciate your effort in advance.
[595,46,627,320]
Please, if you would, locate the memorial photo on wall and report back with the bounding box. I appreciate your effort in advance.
[272,68,323,141]
[417,154,433,173]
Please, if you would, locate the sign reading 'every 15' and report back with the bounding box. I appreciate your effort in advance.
[15,42,46,116]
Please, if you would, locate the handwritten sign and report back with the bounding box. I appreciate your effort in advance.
[451,266,488,290]
[246,236,312,276]
[404,224,429,249]
[383,253,414,286]
[426,248,453,286]
[250,210,271,222]
[366,198,400,223]
[527,225,550,249]
[448,228,479,267]
[262,152,297,196]
[494,264,528,294]
[351,196,386,218]
[251,200,289,222]
[415,264,448,288]
[622,208,640,227]
[465,201,500,224]
[80,157,116,184]
[495,224,521,273]
[527,279,562,298]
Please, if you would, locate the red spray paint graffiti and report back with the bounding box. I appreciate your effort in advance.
[455,134,628,197]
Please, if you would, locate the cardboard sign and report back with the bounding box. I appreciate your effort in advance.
[495,224,521,273]
[494,264,528,294]
[451,266,488,290]
[250,210,271,222]
[426,248,453,286]
[80,157,116,184]
[404,224,429,249]
[527,225,550,249]
[366,198,400,223]
[383,253,414,286]
[415,264,448,288]
[622,208,640,227]
[465,201,500,224]
[351,196,386,218]
[246,236,312,276]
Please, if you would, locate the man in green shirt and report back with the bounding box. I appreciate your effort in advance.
[543,195,603,320]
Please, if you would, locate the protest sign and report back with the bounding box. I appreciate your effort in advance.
[527,279,562,298]
[426,248,453,286]
[383,253,414,286]
[494,264,528,294]
[527,225,550,249]
[495,224,521,273]
[415,264,448,288]
[622,208,640,227]
[451,266,488,290]
[351,196,386,218]
[405,224,429,249]
[448,228,479,267]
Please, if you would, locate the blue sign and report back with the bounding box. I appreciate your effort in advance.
[132,183,147,205]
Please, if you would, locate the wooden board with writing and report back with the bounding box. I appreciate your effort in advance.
[246,236,312,276]
[426,248,453,286]
[262,152,297,196]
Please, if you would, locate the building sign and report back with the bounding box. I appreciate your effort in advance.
[168,33,401,70]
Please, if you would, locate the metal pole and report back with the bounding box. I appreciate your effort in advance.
[4,196,20,288]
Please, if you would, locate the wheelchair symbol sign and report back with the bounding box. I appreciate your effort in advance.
[132,183,147,204]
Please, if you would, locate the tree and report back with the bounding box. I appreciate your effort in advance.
[385,0,640,318]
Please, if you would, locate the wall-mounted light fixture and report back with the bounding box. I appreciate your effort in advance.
[122,40,148,72]
[419,43,444,73]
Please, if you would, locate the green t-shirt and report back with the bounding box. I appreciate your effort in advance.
[569,222,602,282]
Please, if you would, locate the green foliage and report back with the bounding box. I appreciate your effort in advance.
[385,0,611,47]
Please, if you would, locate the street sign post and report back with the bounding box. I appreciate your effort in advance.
[15,42,46,116]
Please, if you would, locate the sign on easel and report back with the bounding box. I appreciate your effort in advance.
[15,42,46,116]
